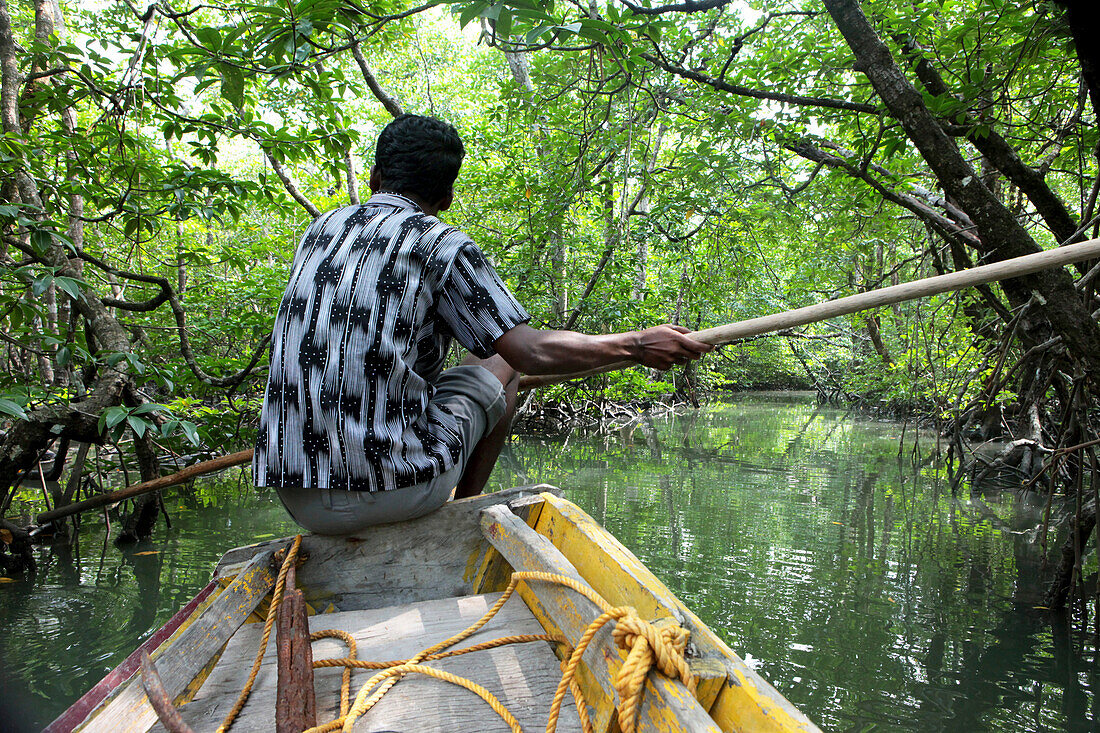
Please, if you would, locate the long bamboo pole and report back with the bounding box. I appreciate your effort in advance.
[35,237,1100,525]
[520,237,1100,390]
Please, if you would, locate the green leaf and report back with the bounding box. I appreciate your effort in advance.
[127,414,149,438]
[495,8,512,38]
[103,406,129,430]
[181,420,200,446]
[53,276,83,301]
[126,353,146,375]
[0,398,27,420]
[29,229,52,254]
[32,274,52,298]
[221,66,245,110]
[457,0,489,27]
[195,27,221,50]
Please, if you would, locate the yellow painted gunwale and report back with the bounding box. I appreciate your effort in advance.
[532,492,820,733]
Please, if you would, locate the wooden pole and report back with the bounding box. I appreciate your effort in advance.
[35,449,253,525]
[140,651,197,733]
[31,238,1100,524]
[275,563,317,733]
[520,237,1100,390]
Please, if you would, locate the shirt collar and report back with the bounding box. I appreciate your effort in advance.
[368,192,423,212]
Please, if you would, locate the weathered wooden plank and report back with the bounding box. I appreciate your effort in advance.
[481,504,722,733]
[180,593,542,697]
[155,592,583,733]
[139,653,194,733]
[214,485,560,612]
[534,494,727,710]
[76,549,277,733]
[536,494,821,733]
[472,492,548,595]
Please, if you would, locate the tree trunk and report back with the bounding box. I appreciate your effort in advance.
[0,0,140,507]
[822,0,1100,387]
[1045,499,1096,609]
[117,429,163,543]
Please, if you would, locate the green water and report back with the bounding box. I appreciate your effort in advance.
[1,394,1096,731]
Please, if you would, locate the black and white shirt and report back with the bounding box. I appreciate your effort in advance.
[254,193,530,492]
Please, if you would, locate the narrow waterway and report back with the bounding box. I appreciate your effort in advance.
[0,394,1096,731]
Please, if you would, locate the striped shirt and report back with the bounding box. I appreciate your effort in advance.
[254,193,530,492]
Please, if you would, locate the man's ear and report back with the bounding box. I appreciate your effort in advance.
[436,186,454,212]
[369,166,381,193]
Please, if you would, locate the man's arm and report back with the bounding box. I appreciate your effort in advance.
[493,323,713,375]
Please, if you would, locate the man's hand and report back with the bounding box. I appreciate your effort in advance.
[632,325,714,370]
[494,322,713,376]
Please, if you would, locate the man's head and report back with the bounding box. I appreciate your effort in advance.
[370,114,465,213]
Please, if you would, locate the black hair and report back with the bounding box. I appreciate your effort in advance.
[374,114,465,205]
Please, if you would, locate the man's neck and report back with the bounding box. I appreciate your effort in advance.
[379,190,440,217]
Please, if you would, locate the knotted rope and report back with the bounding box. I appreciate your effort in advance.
[222,538,694,733]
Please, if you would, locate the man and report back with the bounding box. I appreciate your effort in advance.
[255,114,712,534]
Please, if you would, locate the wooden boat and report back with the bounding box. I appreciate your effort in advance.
[48,486,820,732]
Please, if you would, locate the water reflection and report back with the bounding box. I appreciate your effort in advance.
[493,395,1097,732]
[0,394,1096,731]
[0,484,300,728]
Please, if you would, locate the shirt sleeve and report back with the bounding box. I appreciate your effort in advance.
[437,243,531,358]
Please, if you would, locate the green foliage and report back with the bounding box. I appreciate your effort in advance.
[96,403,199,446]
[2,0,1094,446]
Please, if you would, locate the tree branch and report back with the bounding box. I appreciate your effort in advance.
[785,136,981,248]
[262,149,321,218]
[350,41,403,118]
[897,35,1081,244]
[643,51,878,114]
[822,0,1100,382]
[618,0,735,15]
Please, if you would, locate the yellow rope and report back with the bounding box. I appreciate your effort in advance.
[217,534,302,733]
[303,569,694,733]
[226,540,693,733]
[311,634,560,669]
[310,629,354,716]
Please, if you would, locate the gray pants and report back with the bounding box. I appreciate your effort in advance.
[276,365,505,535]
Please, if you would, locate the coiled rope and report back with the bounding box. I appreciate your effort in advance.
[222,536,695,733]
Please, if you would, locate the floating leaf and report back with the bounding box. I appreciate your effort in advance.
[134,550,160,556]
[0,577,16,583]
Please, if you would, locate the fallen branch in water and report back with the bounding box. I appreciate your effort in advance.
[36,449,253,526]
